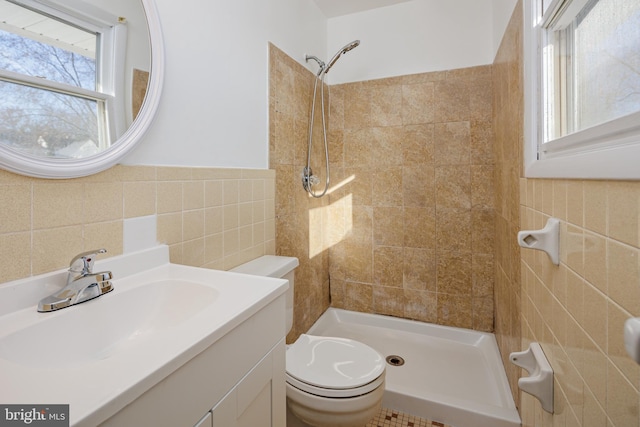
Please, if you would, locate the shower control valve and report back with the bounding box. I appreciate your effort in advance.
[301,167,320,190]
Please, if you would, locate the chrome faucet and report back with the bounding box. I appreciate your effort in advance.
[38,249,113,312]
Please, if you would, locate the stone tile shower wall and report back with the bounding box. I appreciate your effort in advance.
[326,68,496,331]
[492,0,524,408]
[269,44,331,342]
[270,45,495,337]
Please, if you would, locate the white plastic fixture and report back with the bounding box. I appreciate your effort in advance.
[624,318,640,365]
[517,217,560,265]
[510,343,554,414]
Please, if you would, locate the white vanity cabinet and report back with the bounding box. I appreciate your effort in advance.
[99,294,286,427]
[210,340,285,426]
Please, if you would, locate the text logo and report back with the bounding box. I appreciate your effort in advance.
[0,405,69,426]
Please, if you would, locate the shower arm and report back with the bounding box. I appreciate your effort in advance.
[304,55,326,76]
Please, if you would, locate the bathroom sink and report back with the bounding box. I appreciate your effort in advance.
[0,279,218,369]
[0,245,288,426]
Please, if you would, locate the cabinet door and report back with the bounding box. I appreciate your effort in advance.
[211,341,285,427]
[212,382,272,427]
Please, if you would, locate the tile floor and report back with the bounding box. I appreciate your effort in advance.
[366,408,453,427]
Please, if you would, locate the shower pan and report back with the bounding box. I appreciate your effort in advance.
[302,40,360,198]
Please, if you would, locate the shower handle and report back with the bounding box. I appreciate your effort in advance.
[302,167,320,191]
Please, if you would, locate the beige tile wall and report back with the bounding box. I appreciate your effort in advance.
[269,44,331,342]
[326,67,496,331]
[0,165,275,285]
[492,0,524,408]
[521,179,640,426]
[270,44,496,337]
[520,181,640,426]
[495,2,640,425]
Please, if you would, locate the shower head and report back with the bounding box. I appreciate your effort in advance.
[323,40,360,75]
[342,40,361,53]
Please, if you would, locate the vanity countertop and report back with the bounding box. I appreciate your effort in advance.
[0,246,287,426]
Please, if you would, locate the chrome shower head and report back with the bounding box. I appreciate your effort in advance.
[342,40,361,53]
[323,40,360,75]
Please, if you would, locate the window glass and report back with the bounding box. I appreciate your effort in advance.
[574,0,640,131]
[0,0,111,159]
[0,1,97,90]
[543,0,640,142]
[0,80,101,158]
[0,29,96,90]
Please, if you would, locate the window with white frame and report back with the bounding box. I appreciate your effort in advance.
[0,0,126,159]
[524,0,640,179]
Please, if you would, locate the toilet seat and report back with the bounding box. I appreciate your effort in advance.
[286,371,385,398]
[286,334,385,398]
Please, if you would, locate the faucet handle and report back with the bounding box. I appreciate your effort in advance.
[69,248,107,274]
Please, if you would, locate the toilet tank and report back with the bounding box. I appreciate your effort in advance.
[231,256,298,334]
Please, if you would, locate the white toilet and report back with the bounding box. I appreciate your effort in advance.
[231,256,385,427]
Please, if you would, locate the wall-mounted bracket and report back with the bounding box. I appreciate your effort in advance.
[624,317,640,365]
[517,217,560,265]
[510,342,554,413]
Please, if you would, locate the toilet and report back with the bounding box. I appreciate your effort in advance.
[231,256,385,427]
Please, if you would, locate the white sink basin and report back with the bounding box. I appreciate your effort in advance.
[0,246,287,426]
[0,279,218,368]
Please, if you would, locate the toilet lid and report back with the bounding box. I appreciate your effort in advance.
[286,334,385,390]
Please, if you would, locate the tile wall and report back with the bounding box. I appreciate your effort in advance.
[326,67,496,331]
[269,44,331,342]
[0,165,275,285]
[495,2,640,425]
[492,0,524,408]
[270,46,496,336]
[520,179,640,426]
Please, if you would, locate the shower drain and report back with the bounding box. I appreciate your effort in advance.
[385,355,405,366]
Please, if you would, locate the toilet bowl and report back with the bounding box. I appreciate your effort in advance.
[231,256,385,427]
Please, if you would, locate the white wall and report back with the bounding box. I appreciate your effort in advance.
[491,0,518,60]
[325,0,518,85]
[124,0,326,169]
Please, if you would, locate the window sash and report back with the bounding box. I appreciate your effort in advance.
[1,0,127,147]
[536,0,640,157]
[0,69,109,102]
[524,0,640,179]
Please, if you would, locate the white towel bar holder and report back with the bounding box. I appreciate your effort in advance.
[510,342,554,413]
